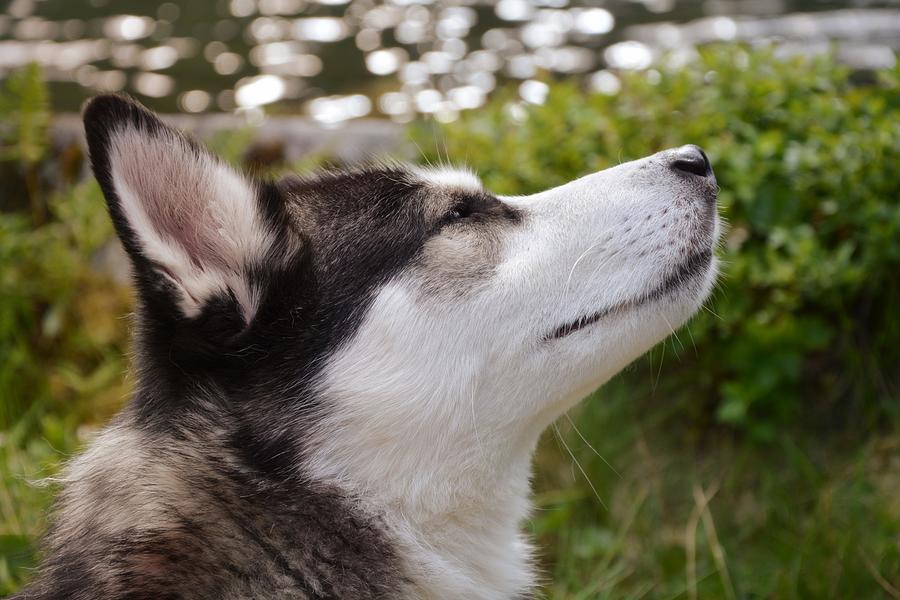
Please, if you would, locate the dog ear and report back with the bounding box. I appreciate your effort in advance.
[83,94,284,325]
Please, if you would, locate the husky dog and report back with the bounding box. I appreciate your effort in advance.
[13,94,719,600]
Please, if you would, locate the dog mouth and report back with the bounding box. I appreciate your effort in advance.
[545,249,713,341]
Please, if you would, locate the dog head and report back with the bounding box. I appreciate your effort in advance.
[84,94,718,510]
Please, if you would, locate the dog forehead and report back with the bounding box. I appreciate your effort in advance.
[278,165,482,227]
[280,167,418,212]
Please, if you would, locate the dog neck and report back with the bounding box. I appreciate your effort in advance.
[304,409,543,600]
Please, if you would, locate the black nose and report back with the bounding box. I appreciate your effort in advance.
[670,145,711,177]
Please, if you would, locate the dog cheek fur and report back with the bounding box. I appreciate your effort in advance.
[413,228,501,298]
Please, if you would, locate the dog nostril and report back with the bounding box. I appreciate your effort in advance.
[670,145,711,177]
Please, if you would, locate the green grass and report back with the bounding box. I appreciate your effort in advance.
[530,372,900,599]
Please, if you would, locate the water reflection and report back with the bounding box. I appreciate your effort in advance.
[0,0,897,124]
[104,15,155,41]
[236,73,287,107]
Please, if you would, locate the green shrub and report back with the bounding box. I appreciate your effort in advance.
[0,68,131,594]
[417,46,900,441]
[0,62,50,220]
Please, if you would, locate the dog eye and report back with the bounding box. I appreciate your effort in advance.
[444,204,473,223]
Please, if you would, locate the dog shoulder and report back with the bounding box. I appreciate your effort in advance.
[19,415,411,599]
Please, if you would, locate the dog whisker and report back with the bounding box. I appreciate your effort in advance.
[554,424,608,511]
[564,413,621,479]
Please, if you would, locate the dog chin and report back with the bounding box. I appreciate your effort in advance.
[638,254,719,330]
[548,251,717,344]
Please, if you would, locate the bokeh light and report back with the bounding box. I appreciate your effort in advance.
[0,0,897,122]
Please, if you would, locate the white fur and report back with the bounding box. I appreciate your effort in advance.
[306,152,719,599]
[412,165,484,194]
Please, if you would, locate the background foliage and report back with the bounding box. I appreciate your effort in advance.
[2,48,899,598]
[0,63,131,591]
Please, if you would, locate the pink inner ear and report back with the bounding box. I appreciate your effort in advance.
[111,127,265,273]
[121,135,227,269]
[109,126,275,320]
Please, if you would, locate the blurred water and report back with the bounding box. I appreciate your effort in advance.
[1,0,897,123]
